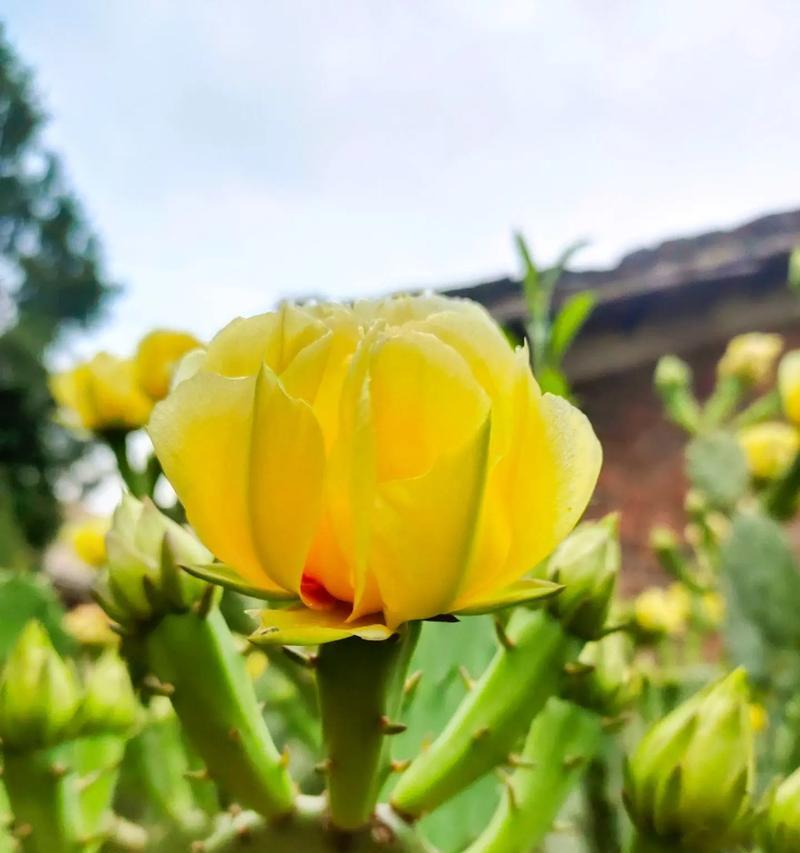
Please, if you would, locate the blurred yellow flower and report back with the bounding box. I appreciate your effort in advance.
[135,329,202,401]
[738,421,800,480]
[245,650,269,681]
[633,583,691,636]
[149,296,601,637]
[779,350,800,425]
[62,603,117,648]
[700,591,725,628]
[66,516,110,568]
[717,332,783,385]
[50,353,153,432]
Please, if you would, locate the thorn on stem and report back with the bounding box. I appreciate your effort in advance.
[142,674,176,697]
[390,759,411,773]
[314,759,332,775]
[49,762,68,779]
[282,646,317,669]
[458,666,475,691]
[494,619,515,651]
[227,727,241,743]
[563,754,588,771]
[279,747,290,768]
[379,715,407,735]
[403,670,423,698]
[472,726,490,742]
[563,661,594,677]
[507,753,536,769]
[184,768,210,781]
[193,585,216,619]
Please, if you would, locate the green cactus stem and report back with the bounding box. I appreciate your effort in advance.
[465,697,603,853]
[315,624,420,830]
[199,795,432,852]
[3,744,84,853]
[391,608,577,817]
[144,606,294,819]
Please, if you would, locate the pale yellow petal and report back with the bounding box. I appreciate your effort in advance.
[148,372,285,594]
[368,330,490,481]
[779,350,800,425]
[135,330,202,400]
[369,414,492,628]
[247,366,326,593]
[251,607,392,646]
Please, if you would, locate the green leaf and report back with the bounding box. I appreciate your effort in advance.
[537,365,571,398]
[721,511,800,648]
[549,290,597,362]
[685,432,749,510]
[514,232,542,323]
[539,239,589,304]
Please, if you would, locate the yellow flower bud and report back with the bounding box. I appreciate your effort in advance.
[738,422,800,480]
[148,296,601,637]
[779,350,800,426]
[633,583,691,637]
[700,591,725,629]
[50,353,153,433]
[65,516,110,568]
[748,702,768,733]
[717,332,783,386]
[135,329,202,401]
[625,669,755,850]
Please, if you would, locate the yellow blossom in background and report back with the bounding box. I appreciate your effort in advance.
[700,591,725,628]
[62,603,118,648]
[50,353,153,432]
[135,329,202,401]
[66,516,110,568]
[634,583,692,636]
[717,332,783,385]
[738,422,800,480]
[149,295,601,640]
[779,350,800,425]
[245,650,269,681]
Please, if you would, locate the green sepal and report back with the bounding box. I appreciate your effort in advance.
[451,578,563,616]
[180,562,298,602]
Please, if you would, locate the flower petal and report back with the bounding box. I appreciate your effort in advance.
[148,372,286,595]
[369,414,492,628]
[250,607,393,646]
[451,578,563,616]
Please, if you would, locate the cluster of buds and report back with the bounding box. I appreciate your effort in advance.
[760,767,800,853]
[0,622,137,751]
[624,669,755,851]
[94,494,212,629]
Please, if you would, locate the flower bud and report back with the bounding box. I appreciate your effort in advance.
[95,494,211,627]
[633,583,691,638]
[0,622,81,751]
[77,650,139,736]
[563,631,641,717]
[718,333,783,386]
[654,355,693,395]
[738,422,800,480]
[540,514,620,640]
[761,766,800,853]
[625,669,755,850]
[63,603,118,649]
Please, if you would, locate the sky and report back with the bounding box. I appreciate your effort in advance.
[4,0,800,364]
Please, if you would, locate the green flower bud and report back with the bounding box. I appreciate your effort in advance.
[95,494,211,627]
[761,767,800,853]
[77,650,140,736]
[0,622,81,751]
[563,631,641,717]
[655,355,693,395]
[625,669,755,851]
[539,514,619,640]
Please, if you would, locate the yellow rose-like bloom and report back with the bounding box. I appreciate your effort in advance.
[50,353,153,432]
[135,329,202,401]
[738,421,800,480]
[779,350,800,425]
[634,583,691,636]
[717,332,783,385]
[66,516,110,568]
[149,296,601,633]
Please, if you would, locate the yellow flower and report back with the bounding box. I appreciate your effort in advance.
[748,702,768,733]
[135,329,202,401]
[738,421,800,480]
[149,296,601,638]
[700,591,725,628]
[50,353,153,432]
[779,350,800,425]
[717,332,783,385]
[633,583,691,636]
[66,516,110,568]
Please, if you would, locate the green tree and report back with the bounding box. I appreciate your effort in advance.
[0,23,116,564]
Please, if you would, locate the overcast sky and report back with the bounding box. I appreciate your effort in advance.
[5,1,800,363]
